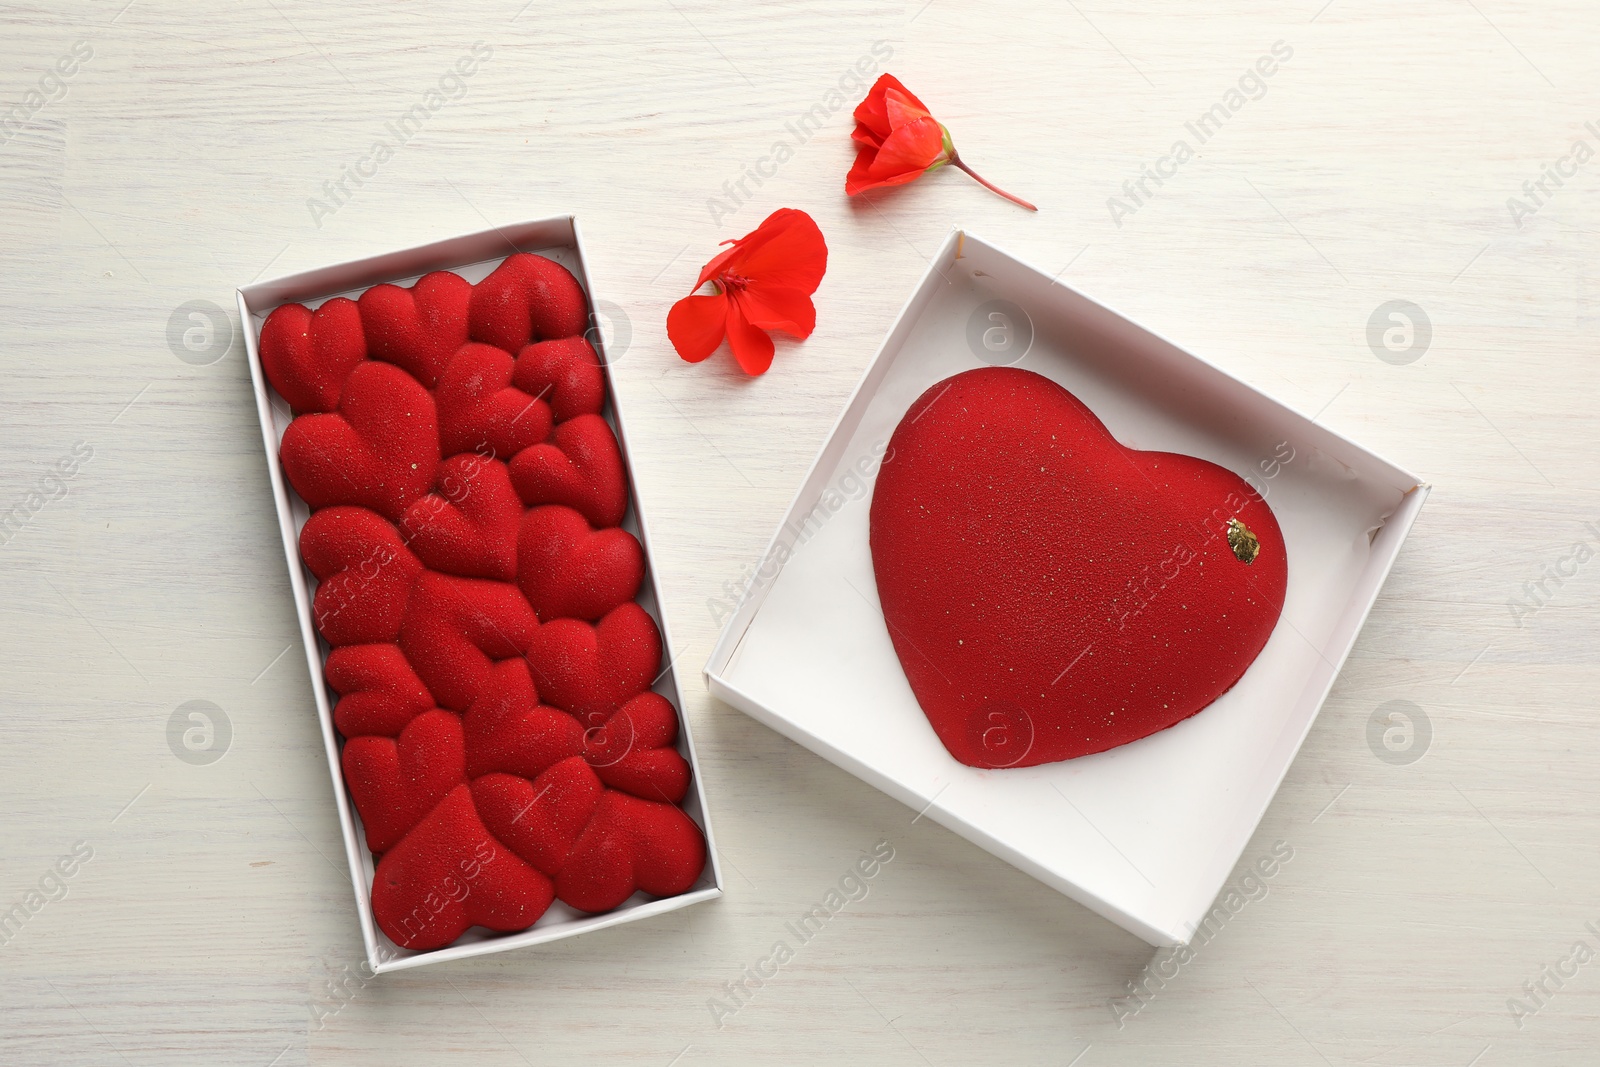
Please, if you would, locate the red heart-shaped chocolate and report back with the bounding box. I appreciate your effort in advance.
[400,455,523,582]
[435,342,553,460]
[526,603,661,728]
[583,691,690,804]
[509,414,628,527]
[259,297,366,414]
[512,337,605,423]
[358,271,473,388]
[370,785,554,950]
[399,572,538,712]
[263,254,708,952]
[555,789,707,913]
[468,253,588,354]
[463,659,585,780]
[870,367,1288,769]
[516,505,644,622]
[299,507,423,647]
[342,709,466,853]
[471,758,602,877]
[326,643,435,738]
[279,361,440,522]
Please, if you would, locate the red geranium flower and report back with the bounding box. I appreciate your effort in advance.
[667,208,827,376]
[847,74,1036,211]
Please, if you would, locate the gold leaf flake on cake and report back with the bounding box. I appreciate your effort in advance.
[1226,518,1260,564]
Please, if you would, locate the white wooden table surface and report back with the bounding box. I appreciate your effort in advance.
[2,0,1597,1063]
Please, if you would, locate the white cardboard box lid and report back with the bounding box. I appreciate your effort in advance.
[705,229,1426,946]
[238,217,722,972]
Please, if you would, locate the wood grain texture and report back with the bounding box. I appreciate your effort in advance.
[1,0,1596,1063]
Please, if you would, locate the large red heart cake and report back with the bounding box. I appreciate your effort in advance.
[259,256,705,951]
[869,367,1288,769]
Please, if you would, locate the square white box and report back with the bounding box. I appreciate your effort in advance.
[704,229,1426,947]
[238,216,722,973]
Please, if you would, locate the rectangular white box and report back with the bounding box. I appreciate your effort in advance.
[238,216,722,973]
[704,229,1425,947]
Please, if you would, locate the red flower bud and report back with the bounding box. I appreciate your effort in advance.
[846,74,1036,211]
